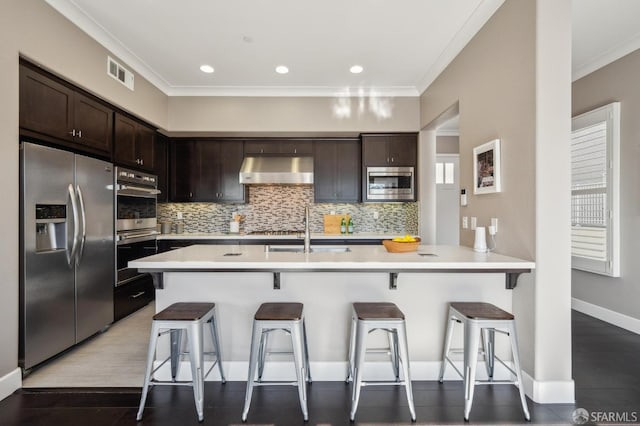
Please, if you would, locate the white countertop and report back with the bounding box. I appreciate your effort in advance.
[130,244,534,272]
[156,232,405,240]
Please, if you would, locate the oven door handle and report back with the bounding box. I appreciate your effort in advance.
[117,184,161,195]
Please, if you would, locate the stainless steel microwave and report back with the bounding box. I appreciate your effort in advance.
[366,166,415,201]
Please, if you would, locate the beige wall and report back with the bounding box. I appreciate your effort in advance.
[168,96,420,133]
[572,48,640,320]
[436,135,459,154]
[420,1,535,260]
[419,0,574,401]
[0,0,169,383]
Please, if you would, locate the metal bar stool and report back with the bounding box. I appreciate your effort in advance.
[242,302,312,422]
[137,302,226,422]
[438,302,530,421]
[346,302,416,422]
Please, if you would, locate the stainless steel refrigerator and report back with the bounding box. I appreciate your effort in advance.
[20,142,114,370]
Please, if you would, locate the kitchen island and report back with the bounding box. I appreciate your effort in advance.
[130,244,534,382]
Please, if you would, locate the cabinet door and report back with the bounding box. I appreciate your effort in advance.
[19,65,74,142]
[387,133,417,167]
[218,141,247,202]
[195,141,220,202]
[244,140,279,155]
[170,140,197,201]
[335,139,361,201]
[281,140,313,155]
[136,125,155,171]
[362,135,391,166]
[73,93,113,154]
[314,139,361,202]
[155,135,168,203]
[114,114,138,168]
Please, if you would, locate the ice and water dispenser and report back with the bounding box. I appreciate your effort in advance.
[35,204,67,252]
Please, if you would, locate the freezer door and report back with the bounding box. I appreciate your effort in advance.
[74,154,115,342]
[20,143,76,369]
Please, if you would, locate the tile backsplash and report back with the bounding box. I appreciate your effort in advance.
[158,185,418,234]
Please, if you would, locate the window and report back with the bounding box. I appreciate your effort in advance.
[571,102,620,277]
[435,161,455,185]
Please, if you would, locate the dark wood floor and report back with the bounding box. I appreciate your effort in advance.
[1,310,638,425]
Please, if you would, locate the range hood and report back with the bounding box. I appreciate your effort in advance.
[239,156,314,184]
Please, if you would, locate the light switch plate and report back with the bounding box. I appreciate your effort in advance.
[471,216,477,230]
[462,216,468,229]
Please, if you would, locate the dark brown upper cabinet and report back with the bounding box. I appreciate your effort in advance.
[313,139,361,203]
[154,134,168,203]
[170,139,246,203]
[244,139,313,155]
[20,63,113,157]
[114,113,155,172]
[361,133,418,167]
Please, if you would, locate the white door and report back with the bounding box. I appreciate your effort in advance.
[436,154,460,245]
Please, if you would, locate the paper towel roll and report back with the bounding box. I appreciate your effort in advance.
[473,226,487,252]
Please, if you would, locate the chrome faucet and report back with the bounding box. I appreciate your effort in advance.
[304,205,311,253]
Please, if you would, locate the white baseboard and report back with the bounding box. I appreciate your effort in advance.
[521,370,575,403]
[572,298,640,335]
[0,368,22,401]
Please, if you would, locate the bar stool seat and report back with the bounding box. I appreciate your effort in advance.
[346,302,416,422]
[242,302,312,422]
[137,302,226,422]
[438,302,530,421]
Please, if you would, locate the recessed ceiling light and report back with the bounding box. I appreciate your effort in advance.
[275,65,289,74]
[350,65,364,74]
[200,65,214,73]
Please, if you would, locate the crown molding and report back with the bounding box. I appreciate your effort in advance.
[416,0,505,95]
[572,31,640,81]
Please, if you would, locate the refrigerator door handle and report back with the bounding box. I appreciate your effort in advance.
[76,185,87,266]
[68,183,80,266]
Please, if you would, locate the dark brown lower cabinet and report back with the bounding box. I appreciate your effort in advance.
[113,277,154,322]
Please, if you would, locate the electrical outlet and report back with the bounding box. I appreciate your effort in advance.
[373,211,379,220]
[177,212,183,220]
[471,216,477,230]
[462,216,468,229]
[491,217,498,233]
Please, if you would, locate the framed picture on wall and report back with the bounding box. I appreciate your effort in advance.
[473,139,501,194]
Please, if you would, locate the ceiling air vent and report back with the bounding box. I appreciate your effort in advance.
[107,56,134,91]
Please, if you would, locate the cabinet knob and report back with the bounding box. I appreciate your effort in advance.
[391,157,394,163]
[294,148,297,154]
[77,130,82,138]
[140,159,144,166]
[386,157,390,163]
[189,192,193,198]
[69,129,76,137]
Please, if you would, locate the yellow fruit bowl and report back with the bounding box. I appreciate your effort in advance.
[382,237,421,253]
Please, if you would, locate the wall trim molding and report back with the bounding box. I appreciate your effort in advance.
[521,370,575,404]
[572,297,640,335]
[0,368,22,402]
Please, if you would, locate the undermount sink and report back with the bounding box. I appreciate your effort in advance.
[264,245,351,253]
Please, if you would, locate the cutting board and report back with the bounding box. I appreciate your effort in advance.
[323,214,350,234]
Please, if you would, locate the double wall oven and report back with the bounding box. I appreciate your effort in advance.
[114,167,159,321]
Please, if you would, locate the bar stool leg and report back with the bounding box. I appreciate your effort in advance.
[242,321,262,422]
[291,321,309,421]
[188,323,205,422]
[302,319,312,383]
[349,321,367,421]
[170,329,183,381]
[508,322,531,421]
[209,310,226,383]
[136,322,160,421]
[388,330,400,381]
[257,330,269,382]
[463,322,481,421]
[482,328,495,381]
[345,311,357,383]
[438,309,456,382]
[397,322,416,422]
